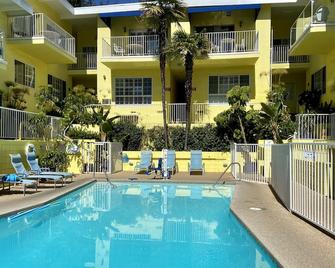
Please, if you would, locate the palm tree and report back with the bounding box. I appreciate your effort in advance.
[260,102,284,144]
[167,30,209,149]
[141,0,186,148]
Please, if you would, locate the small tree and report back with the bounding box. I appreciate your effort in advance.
[36,85,62,116]
[3,81,29,110]
[167,30,209,149]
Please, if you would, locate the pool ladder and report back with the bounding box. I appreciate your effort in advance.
[213,162,241,187]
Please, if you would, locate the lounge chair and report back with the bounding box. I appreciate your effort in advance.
[1,174,37,196]
[167,150,176,174]
[10,154,64,188]
[25,151,73,181]
[188,150,205,175]
[134,151,152,173]
[313,6,329,23]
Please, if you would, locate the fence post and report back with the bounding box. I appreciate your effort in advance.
[289,143,293,212]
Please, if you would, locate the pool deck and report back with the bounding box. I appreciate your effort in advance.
[0,171,334,267]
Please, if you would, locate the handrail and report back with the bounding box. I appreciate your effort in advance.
[213,162,241,187]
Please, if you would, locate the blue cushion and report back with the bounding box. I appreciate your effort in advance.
[3,174,19,182]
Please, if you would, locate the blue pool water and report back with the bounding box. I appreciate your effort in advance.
[0,182,277,268]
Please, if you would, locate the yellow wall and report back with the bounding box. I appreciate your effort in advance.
[123,151,231,173]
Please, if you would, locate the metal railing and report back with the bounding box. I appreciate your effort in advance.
[0,32,4,60]
[291,143,334,235]
[272,45,309,63]
[167,103,209,124]
[204,30,258,54]
[69,52,97,70]
[295,114,335,140]
[102,35,159,57]
[290,0,333,47]
[0,106,62,139]
[8,13,75,57]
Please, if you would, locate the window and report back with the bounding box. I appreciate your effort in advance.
[0,31,4,60]
[48,74,66,101]
[15,60,35,88]
[115,78,152,104]
[208,75,249,103]
[312,67,326,94]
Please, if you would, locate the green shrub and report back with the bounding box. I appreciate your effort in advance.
[146,126,165,151]
[38,143,69,171]
[67,127,99,140]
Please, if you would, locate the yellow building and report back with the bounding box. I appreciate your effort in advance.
[0,0,334,127]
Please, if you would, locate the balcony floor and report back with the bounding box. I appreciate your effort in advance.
[196,52,259,67]
[101,56,159,69]
[271,62,309,70]
[7,37,76,64]
[290,24,335,56]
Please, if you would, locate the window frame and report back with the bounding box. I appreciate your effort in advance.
[312,67,326,95]
[48,74,67,101]
[114,77,153,105]
[0,31,4,60]
[15,60,35,88]
[208,74,250,104]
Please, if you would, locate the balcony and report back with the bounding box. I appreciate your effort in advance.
[290,0,335,55]
[272,45,309,68]
[7,13,76,64]
[295,113,335,140]
[197,30,259,66]
[68,52,97,74]
[167,103,213,125]
[101,35,159,69]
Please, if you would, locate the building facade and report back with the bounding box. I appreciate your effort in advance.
[0,0,334,127]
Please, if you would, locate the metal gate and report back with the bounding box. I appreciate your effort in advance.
[82,142,123,174]
[231,143,271,183]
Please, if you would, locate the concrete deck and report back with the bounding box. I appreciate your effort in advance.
[231,182,335,268]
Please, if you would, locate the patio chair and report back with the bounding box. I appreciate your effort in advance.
[113,43,124,56]
[25,151,73,181]
[313,6,329,23]
[167,150,176,174]
[134,150,153,173]
[1,174,37,196]
[188,150,205,175]
[10,154,64,189]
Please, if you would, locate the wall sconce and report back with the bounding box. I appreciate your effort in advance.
[123,27,127,33]
[226,11,231,16]
[103,75,106,80]
[239,21,243,28]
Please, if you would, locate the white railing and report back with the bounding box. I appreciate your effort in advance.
[272,45,309,63]
[0,106,62,139]
[290,0,333,47]
[291,143,334,235]
[167,103,209,124]
[0,32,4,60]
[8,13,75,57]
[102,35,159,57]
[204,30,258,54]
[69,52,97,70]
[231,143,271,184]
[295,114,335,140]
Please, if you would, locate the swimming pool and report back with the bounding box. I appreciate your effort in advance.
[0,182,277,268]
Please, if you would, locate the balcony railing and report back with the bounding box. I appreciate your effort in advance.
[0,106,62,140]
[290,0,334,47]
[69,52,97,70]
[0,32,4,60]
[8,13,75,57]
[167,103,209,124]
[102,35,159,57]
[295,113,335,140]
[272,45,309,63]
[204,30,258,54]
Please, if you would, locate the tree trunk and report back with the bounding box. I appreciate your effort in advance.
[238,115,247,144]
[184,53,193,150]
[159,24,169,148]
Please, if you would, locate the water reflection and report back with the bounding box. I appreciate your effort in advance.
[0,183,277,268]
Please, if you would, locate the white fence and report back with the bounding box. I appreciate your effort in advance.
[82,142,122,174]
[8,13,75,57]
[231,143,271,184]
[102,35,159,57]
[291,143,334,235]
[272,45,309,63]
[69,52,97,70]
[295,113,335,140]
[167,103,208,124]
[204,30,258,54]
[0,106,61,139]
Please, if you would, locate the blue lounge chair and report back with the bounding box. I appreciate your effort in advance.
[1,174,37,196]
[134,151,152,173]
[167,150,176,174]
[188,150,205,175]
[10,154,64,188]
[25,151,73,181]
